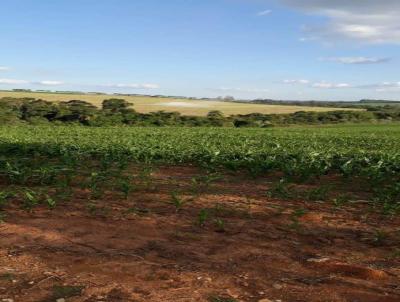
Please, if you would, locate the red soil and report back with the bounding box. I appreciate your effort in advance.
[0,167,399,302]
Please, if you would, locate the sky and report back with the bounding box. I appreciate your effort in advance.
[1,0,400,101]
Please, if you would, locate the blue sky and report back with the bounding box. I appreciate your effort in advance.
[1,0,400,101]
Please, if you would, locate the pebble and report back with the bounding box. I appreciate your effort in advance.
[56,299,66,302]
[2,299,14,302]
[258,299,272,302]
[273,283,283,290]
[307,257,330,263]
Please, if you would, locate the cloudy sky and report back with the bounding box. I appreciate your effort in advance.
[1,0,399,101]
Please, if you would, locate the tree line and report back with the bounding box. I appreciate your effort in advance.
[0,97,400,127]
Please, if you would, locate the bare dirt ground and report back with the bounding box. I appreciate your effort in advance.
[1,167,399,302]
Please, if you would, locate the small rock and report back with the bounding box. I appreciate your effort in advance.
[273,283,283,290]
[307,257,330,263]
[28,281,34,285]
[56,299,65,302]
[258,299,272,302]
[2,299,14,302]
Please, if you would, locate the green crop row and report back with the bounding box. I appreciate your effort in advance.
[0,124,398,214]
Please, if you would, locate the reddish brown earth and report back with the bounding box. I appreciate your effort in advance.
[0,167,399,302]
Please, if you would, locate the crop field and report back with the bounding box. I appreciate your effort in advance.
[0,91,357,116]
[1,124,400,302]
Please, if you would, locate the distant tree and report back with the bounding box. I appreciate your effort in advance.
[21,99,58,121]
[56,100,97,123]
[102,99,133,113]
[223,96,235,102]
[207,110,224,120]
[207,110,226,126]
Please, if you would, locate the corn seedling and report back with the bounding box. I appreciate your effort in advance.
[289,208,307,230]
[198,208,209,227]
[22,189,40,211]
[214,218,225,232]
[307,185,331,202]
[118,176,135,199]
[170,191,185,212]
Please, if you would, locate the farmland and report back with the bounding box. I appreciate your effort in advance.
[1,124,400,301]
[0,91,357,116]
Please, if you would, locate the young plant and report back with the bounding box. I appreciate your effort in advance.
[170,191,185,212]
[267,179,294,199]
[289,208,307,230]
[214,218,225,232]
[0,191,14,210]
[45,195,57,209]
[138,165,154,190]
[198,208,209,227]
[332,194,351,208]
[22,189,40,211]
[371,229,388,246]
[89,172,106,199]
[118,176,135,199]
[307,185,330,202]
[0,211,6,223]
[191,172,221,196]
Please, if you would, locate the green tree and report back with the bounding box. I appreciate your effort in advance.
[102,99,133,113]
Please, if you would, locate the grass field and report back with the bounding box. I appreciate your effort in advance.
[0,91,358,116]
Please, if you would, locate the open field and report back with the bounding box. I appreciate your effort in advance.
[0,91,359,116]
[0,124,399,302]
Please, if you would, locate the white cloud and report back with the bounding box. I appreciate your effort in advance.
[0,78,29,85]
[257,9,272,16]
[108,83,160,89]
[0,78,64,86]
[0,66,10,71]
[283,79,310,84]
[35,80,64,86]
[215,87,269,93]
[321,57,390,64]
[357,81,400,92]
[312,82,351,89]
[281,0,400,44]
